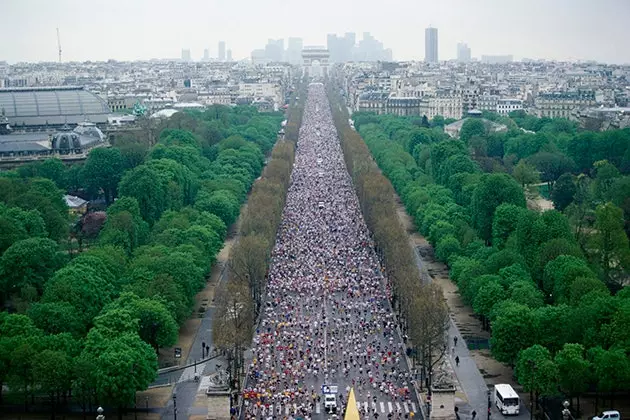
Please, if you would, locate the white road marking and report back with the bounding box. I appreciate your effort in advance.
[380,402,386,413]
[388,402,393,413]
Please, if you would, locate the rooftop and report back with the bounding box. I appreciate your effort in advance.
[0,86,110,128]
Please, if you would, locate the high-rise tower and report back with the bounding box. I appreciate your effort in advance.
[425,27,438,63]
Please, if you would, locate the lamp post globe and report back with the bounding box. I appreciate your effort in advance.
[96,406,105,420]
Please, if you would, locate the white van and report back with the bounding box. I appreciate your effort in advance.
[494,384,520,415]
[593,411,620,420]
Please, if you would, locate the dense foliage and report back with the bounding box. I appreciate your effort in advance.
[351,109,630,406]
[0,105,282,413]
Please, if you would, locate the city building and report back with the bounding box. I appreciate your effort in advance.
[0,121,108,160]
[181,49,192,62]
[573,106,630,131]
[286,38,304,65]
[265,39,284,62]
[419,95,462,120]
[357,91,388,114]
[327,33,356,63]
[218,41,226,62]
[535,91,596,118]
[477,94,500,113]
[457,43,471,63]
[226,49,233,62]
[496,98,523,115]
[354,33,391,62]
[0,86,110,129]
[386,97,421,116]
[425,27,438,63]
[203,49,210,61]
[251,49,268,65]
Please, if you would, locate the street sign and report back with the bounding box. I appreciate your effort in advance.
[321,385,338,394]
[174,347,182,358]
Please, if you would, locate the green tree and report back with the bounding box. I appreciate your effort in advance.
[516,344,559,414]
[589,346,630,408]
[555,343,590,413]
[528,151,575,189]
[32,349,73,411]
[118,165,167,224]
[28,301,87,336]
[473,278,506,328]
[0,237,65,300]
[590,202,630,288]
[490,302,536,365]
[568,277,608,306]
[42,265,115,327]
[84,332,158,415]
[105,292,178,350]
[513,160,540,188]
[82,148,124,204]
[492,204,527,248]
[551,173,576,211]
[195,189,240,227]
[543,255,597,303]
[435,234,462,263]
[508,280,544,308]
[472,173,526,242]
[459,118,486,143]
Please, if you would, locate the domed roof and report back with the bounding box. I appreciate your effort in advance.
[51,122,105,150]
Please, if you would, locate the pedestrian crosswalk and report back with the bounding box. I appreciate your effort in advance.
[248,401,418,416]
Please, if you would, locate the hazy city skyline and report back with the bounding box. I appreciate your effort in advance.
[2,0,629,64]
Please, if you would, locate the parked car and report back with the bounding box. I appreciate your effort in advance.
[593,411,621,420]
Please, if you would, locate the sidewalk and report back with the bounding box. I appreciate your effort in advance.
[410,237,531,420]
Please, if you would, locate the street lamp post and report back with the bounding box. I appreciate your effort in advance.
[96,407,105,420]
[173,391,177,420]
[527,360,537,420]
[562,401,571,420]
[487,389,492,420]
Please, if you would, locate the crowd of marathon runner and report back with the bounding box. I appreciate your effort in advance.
[242,84,418,420]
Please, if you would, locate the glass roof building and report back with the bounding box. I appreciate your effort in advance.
[0,86,110,129]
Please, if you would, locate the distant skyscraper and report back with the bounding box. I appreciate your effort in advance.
[287,37,303,64]
[181,48,191,62]
[353,32,389,62]
[457,43,471,63]
[218,41,226,61]
[226,49,233,62]
[203,48,210,61]
[425,27,438,63]
[265,39,284,62]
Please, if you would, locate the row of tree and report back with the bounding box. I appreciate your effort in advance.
[327,82,452,390]
[212,82,305,390]
[0,105,283,416]
[351,109,630,410]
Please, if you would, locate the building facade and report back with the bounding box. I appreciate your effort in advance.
[496,98,523,115]
[457,43,471,63]
[419,95,462,120]
[536,91,596,119]
[425,28,438,63]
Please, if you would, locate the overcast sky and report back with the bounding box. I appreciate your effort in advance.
[2,0,629,64]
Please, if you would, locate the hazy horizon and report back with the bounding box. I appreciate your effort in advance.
[2,0,629,65]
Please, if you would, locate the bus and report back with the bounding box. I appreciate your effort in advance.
[494,384,520,415]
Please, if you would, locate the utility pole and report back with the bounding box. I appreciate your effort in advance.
[56,28,62,63]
